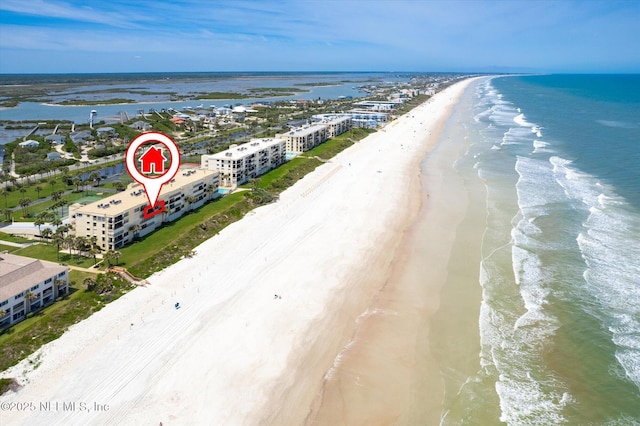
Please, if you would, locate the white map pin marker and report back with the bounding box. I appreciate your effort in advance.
[125,132,180,213]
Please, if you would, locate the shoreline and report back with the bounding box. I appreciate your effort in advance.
[0,79,477,425]
[302,78,483,425]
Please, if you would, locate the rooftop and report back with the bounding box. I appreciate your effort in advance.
[206,138,285,160]
[0,253,67,302]
[282,123,328,137]
[74,168,218,215]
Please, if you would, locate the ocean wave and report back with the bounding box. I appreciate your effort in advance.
[532,140,550,154]
[597,119,639,129]
[552,157,640,391]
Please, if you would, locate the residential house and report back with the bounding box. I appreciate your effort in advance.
[18,140,40,148]
[129,121,152,132]
[46,152,62,161]
[70,130,93,145]
[45,134,66,145]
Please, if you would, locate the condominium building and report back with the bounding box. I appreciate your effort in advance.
[201,138,287,188]
[70,168,220,251]
[314,112,387,129]
[0,253,69,329]
[277,124,329,153]
[314,115,352,138]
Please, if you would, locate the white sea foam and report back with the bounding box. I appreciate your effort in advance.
[596,119,638,129]
[552,158,640,391]
[532,140,550,154]
[475,83,579,423]
[513,113,530,127]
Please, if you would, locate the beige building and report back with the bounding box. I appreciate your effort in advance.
[277,123,329,153]
[315,115,352,138]
[201,138,286,188]
[71,168,219,251]
[0,253,69,328]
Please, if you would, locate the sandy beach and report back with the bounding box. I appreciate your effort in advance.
[0,78,477,425]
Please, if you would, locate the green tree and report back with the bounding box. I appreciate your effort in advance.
[1,188,8,209]
[19,197,32,217]
[89,171,101,187]
[83,277,96,291]
[35,185,43,199]
[129,224,141,241]
[63,234,76,257]
[41,227,53,240]
[52,232,64,261]
[103,249,122,267]
[185,195,196,211]
[54,278,67,298]
[24,291,37,315]
[49,178,57,195]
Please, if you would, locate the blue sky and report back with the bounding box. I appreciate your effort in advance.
[0,0,638,74]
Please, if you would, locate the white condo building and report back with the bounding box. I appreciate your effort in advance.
[0,253,69,328]
[277,123,329,153]
[315,115,352,138]
[201,138,287,188]
[71,169,220,250]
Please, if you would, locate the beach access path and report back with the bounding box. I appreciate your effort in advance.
[0,79,474,426]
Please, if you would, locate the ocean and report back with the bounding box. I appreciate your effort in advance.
[441,75,640,424]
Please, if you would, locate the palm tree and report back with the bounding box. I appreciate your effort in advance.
[129,224,141,241]
[49,178,57,195]
[103,250,121,267]
[206,184,216,200]
[72,176,82,193]
[89,245,102,265]
[34,216,45,234]
[41,227,53,240]
[52,232,64,261]
[89,171,101,188]
[51,190,63,202]
[57,199,68,218]
[35,185,43,199]
[54,278,66,298]
[162,206,171,222]
[24,291,37,315]
[19,198,32,217]
[63,234,76,257]
[1,188,8,209]
[185,195,196,211]
[51,217,63,229]
[103,250,115,267]
[2,209,12,222]
[73,236,89,260]
[0,308,8,327]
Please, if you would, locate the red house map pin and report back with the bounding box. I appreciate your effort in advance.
[125,132,180,219]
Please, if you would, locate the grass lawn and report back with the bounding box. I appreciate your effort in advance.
[0,270,128,372]
[119,192,245,273]
[0,232,31,243]
[13,190,108,221]
[12,243,98,268]
[1,180,74,210]
[0,243,20,253]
